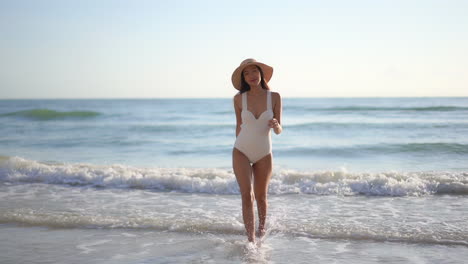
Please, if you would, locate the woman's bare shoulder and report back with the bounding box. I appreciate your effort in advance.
[271,91,282,101]
[234,92,242,101]
[233,92,242,107]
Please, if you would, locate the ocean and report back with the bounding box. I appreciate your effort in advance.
[1,97,467,263]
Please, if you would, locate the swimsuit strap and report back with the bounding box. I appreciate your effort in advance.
[267,90,272,111]
[242,92,247,111]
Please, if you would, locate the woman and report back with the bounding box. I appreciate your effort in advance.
[231,58,283,243]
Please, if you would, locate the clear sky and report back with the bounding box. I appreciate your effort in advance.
[1,0,467,98]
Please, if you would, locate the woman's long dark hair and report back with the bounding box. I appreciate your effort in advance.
[239,65,270,94]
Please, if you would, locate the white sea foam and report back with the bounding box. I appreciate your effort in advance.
[1,156,467,196]
[0,208,245,235]
[1,207,466,247]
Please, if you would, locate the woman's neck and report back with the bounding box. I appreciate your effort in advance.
[249,85,265,96]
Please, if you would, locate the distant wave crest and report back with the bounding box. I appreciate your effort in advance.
[291,106,468,112]
[1,156,467,196]
[0,109,100,120]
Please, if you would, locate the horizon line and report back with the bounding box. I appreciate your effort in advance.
[1,95,468,100]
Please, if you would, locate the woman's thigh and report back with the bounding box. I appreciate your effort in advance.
[232,148,253,193]
[252,154,272,195]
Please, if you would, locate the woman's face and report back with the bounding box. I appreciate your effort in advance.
[242,65,261,87]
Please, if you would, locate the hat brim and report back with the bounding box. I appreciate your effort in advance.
[231,62,273,90]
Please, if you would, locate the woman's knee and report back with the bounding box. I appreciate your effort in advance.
[241,191,255,205]
[254,192,267,204]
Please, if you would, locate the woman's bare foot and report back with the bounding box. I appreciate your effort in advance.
[256,227,266,238]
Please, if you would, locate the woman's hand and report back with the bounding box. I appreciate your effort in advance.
[268,118,279,128]
[268,118,282,134]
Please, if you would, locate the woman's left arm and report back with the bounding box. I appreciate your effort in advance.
[269,92,283,134]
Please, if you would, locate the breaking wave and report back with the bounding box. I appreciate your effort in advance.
[1,156,467,196]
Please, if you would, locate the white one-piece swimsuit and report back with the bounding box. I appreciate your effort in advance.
[234,91,274,163]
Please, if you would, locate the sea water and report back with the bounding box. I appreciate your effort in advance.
[1,97,467,263]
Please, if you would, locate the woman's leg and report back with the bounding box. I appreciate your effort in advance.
[252,153,273,237]
[232,148,255,242]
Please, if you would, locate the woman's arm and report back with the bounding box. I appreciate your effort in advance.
[269,92,283,134]
[233,94,242,137]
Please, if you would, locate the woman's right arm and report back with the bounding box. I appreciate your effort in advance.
[233,94,242,137]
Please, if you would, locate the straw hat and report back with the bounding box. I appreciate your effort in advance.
[231,58,273,90]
